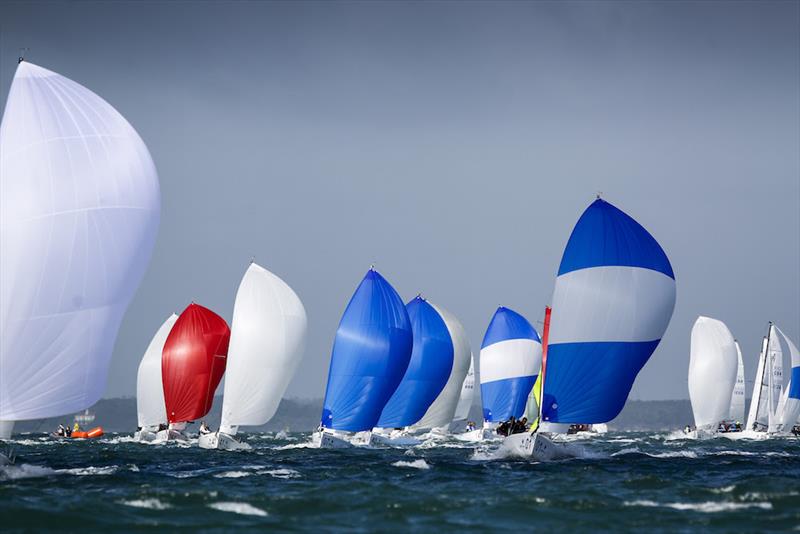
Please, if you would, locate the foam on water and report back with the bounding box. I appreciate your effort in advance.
[624,500,773,513]
[392,459,430,470]
[120,498,172,510]
[209,502,268,517]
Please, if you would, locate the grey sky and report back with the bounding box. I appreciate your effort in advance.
[1,1,798,401]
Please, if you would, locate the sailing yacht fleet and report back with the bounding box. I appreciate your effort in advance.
[0,60,798,459]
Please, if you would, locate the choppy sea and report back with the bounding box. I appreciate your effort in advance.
[1,431,798,532]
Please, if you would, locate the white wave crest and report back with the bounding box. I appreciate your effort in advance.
[209,502,268,517]
[257,468,300,479]
[214,471,252,478]
[392,459,430,470]
[0,463,57,481]
[120,498,172,510]
[624,500,772,512]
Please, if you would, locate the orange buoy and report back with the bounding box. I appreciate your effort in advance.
[70,427,103,439]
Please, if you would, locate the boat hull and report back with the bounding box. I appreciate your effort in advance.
[133,430,158,442]
[499,432,573,461]
[155,429,190,442]
[312,430,372,449]
[453,428,485,442]
[198,431,251,450]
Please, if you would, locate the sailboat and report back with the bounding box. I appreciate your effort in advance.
[158,303,230,441]
[408,302,471,436]
[134,315,178,442]
[374,296,457,444]
[479,307,542,437]
[199,263,307,450]
[313,268,413,448]
[728,340,746,425]
[687,316,738,436]
[453,355,476,426]
[0,61,160,440]
[745,323,784,434]
[501,198,676,459]
[768,326,799,434]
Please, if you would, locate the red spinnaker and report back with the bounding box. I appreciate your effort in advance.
[162,303,230,424]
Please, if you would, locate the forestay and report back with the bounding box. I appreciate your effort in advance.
[219,264,307,435]
[688,316,738,429]
[136,314,178,429]
[378,297,454,429]
[413,302,471,430]
[542,199,676,424]
[0,62,160,423]
[320,269,412,432]
[480,307,541,423]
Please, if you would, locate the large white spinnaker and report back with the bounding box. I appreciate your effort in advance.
[412,303,471,430]
[0,61,160,438]
[219,263,307,436]
[136,314,178,431]
[688,317,738,430]
[453,354,475,423]
[774,326,800,432]
[729,341,746,423]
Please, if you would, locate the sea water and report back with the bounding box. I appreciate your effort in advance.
[1,431,798,531]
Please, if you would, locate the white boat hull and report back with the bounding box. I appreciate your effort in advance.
[312,430,373,448]
[499,432,574,461]
[198,431,251,450]
[155,429,190,442]
[453,428,485,442]
[133,430,158,442]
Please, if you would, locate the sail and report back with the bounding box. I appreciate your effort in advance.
[136,314,178,429]
[453,354,475,422]
[413,302,471,429]
[767,325,783,422]
[774,326,800,431]
[219,264,307,434]
[378,297,453,428]
[0,62,160,422]
[320,269,412,432]
[542,199,676,424]
[479,307,542,423]
[162,303,230,424]
[688,317,738,429]
[745,336,768,430]
[729,341,746,422]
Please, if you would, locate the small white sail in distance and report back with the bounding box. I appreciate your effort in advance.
[453,354,475,422]
[688,316,738,430]
[219,263,307,436]
[729,340,746,423]
[136,314,178,430]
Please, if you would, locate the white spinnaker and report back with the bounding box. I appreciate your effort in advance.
[413,303,471,430]
[453,354,475,422]
[745,337,768,430]
[136,314,177,429]
[774,326,800,431]
[729,341,745,422]
[0,62,160,422]
[219,263,307,435]
[688,317,738,429]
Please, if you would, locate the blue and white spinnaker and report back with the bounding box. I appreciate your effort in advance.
[479,307,542,423]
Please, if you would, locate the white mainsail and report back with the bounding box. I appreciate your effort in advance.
[774,326,800,432]
[453,354,475,423]
[688,317,738,430]
[136,314,178,430]
[728,340,746,423]
[219,263,307,436]
[766,325,783,432]
[0,62,160,435]
[412,303,471,430]
[745,336,768,431]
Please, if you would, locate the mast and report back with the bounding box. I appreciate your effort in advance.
[536,306,552,430]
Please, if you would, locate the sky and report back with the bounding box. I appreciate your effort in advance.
[1,1,798,402]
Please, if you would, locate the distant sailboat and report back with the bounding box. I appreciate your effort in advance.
[199,263,307,450]
[159,303,230,441]
[453,355,476,424]
[0,61,160,439]
[314,269,412,448]
[745,323,783,434]
[688,316,738,435]
[134,314,178,442]
[771,326,799,434]
[501,198,676,459]
[479,307,542,432]
[729,340,746,424]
